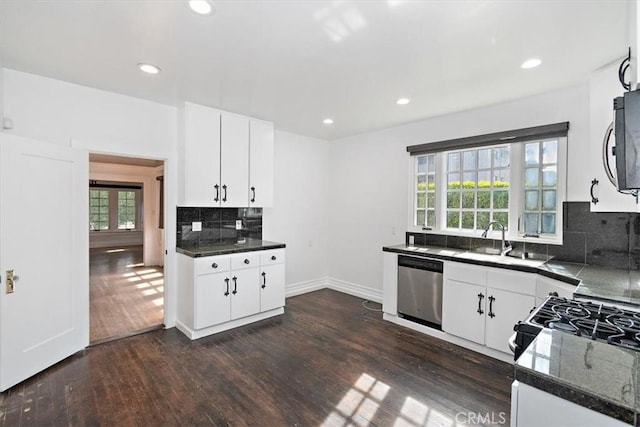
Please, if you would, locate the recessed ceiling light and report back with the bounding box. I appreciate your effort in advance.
[189,0,213,15]
[138,63,161,74]
[323,118,334,125]
[521,58,542,69]
[396,98,410,105]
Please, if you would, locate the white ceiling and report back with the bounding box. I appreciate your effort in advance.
[0,0,630,140]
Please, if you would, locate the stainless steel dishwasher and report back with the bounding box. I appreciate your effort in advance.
[397,255,443,329]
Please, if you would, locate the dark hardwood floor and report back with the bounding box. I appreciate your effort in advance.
[90,245,164,343]
[0,289,513,426]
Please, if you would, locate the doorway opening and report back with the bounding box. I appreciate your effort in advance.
[88,153,165,344]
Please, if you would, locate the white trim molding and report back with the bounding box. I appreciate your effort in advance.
[285,278,328,298]
[285,277,383,303]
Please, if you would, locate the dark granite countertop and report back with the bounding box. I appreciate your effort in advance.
[177,238,286,257]
[383,243,640,308]
[514,328,639,425]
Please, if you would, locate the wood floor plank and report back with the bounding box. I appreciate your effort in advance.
[0,289,513,426]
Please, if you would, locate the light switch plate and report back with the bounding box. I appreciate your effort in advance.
[235,220,242,230]
[192,221,202,231]
[409,235,415,245]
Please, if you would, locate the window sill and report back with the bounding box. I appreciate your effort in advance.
[407,227,563,246]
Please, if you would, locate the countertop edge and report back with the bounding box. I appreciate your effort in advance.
[514,365,637,425]
[177,242,286,258]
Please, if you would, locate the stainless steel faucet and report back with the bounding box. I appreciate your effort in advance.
[481,221,512,256]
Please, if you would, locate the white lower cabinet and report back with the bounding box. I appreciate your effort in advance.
[443,262,536,354]
[178,248,285,339]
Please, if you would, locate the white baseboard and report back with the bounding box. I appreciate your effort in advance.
[285,278,328,298]
[285,277,382,303]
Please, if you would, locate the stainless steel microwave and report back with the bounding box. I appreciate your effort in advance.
[613,89,640,190]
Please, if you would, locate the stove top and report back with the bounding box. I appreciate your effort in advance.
[527,297,640,351]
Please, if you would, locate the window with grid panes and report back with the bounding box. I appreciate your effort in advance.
[414,154,436,228]
[523,140,558,234]
[89,190,109,230]
[445,145,510,231]
[117,191,137,229]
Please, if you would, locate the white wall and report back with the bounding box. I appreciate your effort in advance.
[2,68,178,327]
[262,130,330,295]
[327,84,591,296]
[89,162,164,266]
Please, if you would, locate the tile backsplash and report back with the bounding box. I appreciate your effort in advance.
[407,202,640,270]
[177,207,262,247]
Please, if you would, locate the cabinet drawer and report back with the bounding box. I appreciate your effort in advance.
[487,268,536,296]
[445,261,487,285]
[195,255,230,276]
[260,249,285,265]
[231,252,260,270]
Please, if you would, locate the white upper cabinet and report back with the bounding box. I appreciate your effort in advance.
[249,119,274,207]
[179,102,275,207]
[588,62,637,212]
[180,102,221,206]
[220,113,250,207]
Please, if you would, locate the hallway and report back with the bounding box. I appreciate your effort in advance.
[90,246,164,343]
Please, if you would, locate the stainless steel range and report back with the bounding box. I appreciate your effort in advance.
[512,296,640,359]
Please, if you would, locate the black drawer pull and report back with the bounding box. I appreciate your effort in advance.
[271,255,276,261]
[244,259,250,265]
[261,272,266,289]
[211,263,218,269]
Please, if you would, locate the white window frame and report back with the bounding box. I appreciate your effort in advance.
[89,186,143,233]
[408,136,567,245]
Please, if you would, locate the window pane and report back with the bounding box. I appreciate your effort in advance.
[417,175,426,191]
[542,140,558,164]
[417,193,426,208]
[427,192,435,208]
[447,192,460,209]
[477,191,490,209]
[447,173,460,189]
[525,143,539,165]
[447,211,460,228]
[417,156,427,173]
[525,168,539,187]
[493,169,509,188]
[426,211,435,227]
[493,191,509,209]
[416,210,425,226]
[118,191,136,229]
[477,212,490,229]
[448,152,460,171]
[493,147,510,168]
[542,166,557,187]
[462,192,475,209]
[478,149,491,169]
[462,172,476,186]
[493,212,509,229]
[542,213,556,233]
[525,190,539,211]
[524,213,539,233]
[427,155,435,171]
[461,212,474,229]
[463,151,477,171]
[427,174,435,191]
[542,190,556,211]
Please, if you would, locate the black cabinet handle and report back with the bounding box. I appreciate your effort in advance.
[232,276,237,295]
[244,259,250,265]
[251,186,256,203]
[214,184,220,202]
[488,295,495,318]
[590,178,599,205]
[261,272,266,289]
[222,184,228,202]
[224,277,230,296]
[477,293,484,315]
[211,263,218,269]
[271,255,276,261]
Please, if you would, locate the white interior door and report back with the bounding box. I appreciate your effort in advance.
[0,133,89,391]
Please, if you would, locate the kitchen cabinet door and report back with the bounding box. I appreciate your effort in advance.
[220,113,250,207]
[442,279,486,345]
[195,272,231,329]
[485,288,535,354]
[230,267,260,320]
[182,103,221,206]
[260,264,285,312]
[249,119,274,207]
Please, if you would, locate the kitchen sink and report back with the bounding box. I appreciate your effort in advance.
[455,249,547,268]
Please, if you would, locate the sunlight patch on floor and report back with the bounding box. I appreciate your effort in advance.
[395,396,457,427]
[321,373,390,426]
